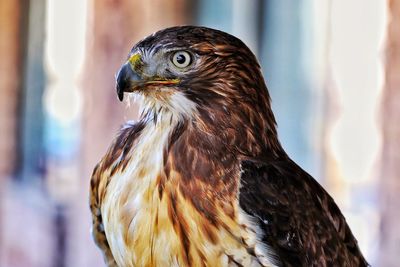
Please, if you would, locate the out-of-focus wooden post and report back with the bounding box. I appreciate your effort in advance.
[72,1,190,266]
[379,0,400,266]
[0,1,21,263]
[0,0,21,182]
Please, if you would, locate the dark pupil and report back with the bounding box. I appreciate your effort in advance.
[176,54,186,64]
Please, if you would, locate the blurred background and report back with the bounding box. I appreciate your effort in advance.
[0,0,398,266]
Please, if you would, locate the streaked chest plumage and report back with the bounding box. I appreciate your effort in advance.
[101,117,274,267]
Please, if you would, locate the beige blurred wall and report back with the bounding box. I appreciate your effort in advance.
[379,1,400,266]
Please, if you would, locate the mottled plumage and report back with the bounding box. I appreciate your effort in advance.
[90,26,368,267]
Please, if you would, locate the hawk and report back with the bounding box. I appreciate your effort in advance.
[90,26,368,267]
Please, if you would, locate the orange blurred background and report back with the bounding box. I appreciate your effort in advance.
[0,1,399,266]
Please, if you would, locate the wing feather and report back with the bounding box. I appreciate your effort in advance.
[239,158,369,267]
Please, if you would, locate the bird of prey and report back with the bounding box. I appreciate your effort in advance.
[90,26,368,267]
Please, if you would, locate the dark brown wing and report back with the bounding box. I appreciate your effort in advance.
[239,158,369,267]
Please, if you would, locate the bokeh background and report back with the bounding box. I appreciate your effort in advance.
[0,0,399,266]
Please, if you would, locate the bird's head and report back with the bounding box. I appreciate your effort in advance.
[116,26,281,155]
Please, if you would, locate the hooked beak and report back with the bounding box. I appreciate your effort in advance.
[115,62,143,102]
[115,54,180,102]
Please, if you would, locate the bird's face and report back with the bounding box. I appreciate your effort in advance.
[116,47,198,100]
[116,38,202,119]
[116,26,272,127]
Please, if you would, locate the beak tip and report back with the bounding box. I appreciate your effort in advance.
[115,66,126,102]
[118,92,124,102]
[116,84,124,101]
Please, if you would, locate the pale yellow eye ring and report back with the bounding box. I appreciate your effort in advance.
[172,51,192,68]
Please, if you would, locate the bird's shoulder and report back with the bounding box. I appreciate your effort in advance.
[90,120,146,205]
[238,157,368,267]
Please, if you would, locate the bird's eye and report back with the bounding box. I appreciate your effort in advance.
[171,51,192,68]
